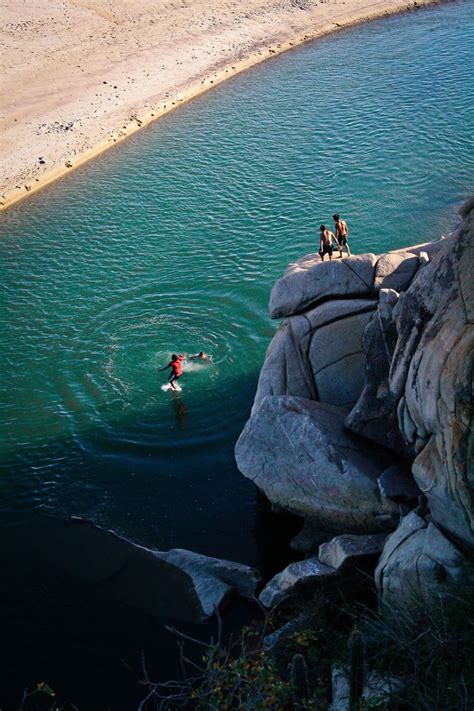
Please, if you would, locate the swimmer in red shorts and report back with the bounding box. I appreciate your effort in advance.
[159,353,186,390]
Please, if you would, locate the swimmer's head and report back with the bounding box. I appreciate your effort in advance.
[320,224,326,231]
[199,351,204,357]
[333,213,339,221]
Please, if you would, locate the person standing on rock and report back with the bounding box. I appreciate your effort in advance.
[333,213,350,258]
[319,224,339,261]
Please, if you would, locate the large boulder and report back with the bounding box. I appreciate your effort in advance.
[37,518,260,622]
[375,512,472,607]
[236,396,399,536]
[390,199,474,547]
[253,299,376,414]
[269,253,377,319]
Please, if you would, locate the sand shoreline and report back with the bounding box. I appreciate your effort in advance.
[0,0,443,213]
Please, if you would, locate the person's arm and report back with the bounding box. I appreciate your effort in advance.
[158,363,170,372]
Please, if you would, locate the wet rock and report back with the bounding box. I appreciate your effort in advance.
[259,557,338,608]
[318,533,387,571]
[269,253,377,319]
[236,396,399,535]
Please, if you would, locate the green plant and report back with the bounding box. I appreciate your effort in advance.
[290,653,310,703]
[359,586,474,710]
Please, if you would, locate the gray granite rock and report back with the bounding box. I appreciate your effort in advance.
[236,396,399,534]
[259,557,338,608]
[155,548,262,615]
[318,533,387,571]
[345,289,414,455]
[374,251,419,292]
[253,299,376,415]
[269,253,377,319]
[390,200,474,547]
[375,512,471,607]
[310,308,374,408]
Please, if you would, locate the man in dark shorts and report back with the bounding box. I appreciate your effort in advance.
[159,353,186,390]
[333,213,350,257]
[319,224,339,261]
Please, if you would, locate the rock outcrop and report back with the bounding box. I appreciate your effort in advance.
[237,198,473,607]
[236,397,399,538]
[391,199,474,549]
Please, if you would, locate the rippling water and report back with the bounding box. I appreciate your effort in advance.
[1,1,473,707]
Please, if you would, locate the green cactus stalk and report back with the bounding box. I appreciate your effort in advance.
[349,628,365,709]
[291,653,310,702]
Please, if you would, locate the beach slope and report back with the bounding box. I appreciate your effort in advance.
[0,0,436,210]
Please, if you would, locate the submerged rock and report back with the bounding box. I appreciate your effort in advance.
[236,396,399,535]
[40,518,260,622]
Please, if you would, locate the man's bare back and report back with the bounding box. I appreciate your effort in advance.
[333,213,350,257]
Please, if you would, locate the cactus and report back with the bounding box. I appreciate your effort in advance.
[290,653,310,702]
[349,627,365,709]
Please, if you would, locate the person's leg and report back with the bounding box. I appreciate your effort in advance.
[169,373,178,390]
[319,250,324,261]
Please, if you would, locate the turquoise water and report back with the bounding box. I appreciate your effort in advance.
[1,1,473,706]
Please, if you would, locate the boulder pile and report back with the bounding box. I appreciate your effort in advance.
[236,198,474,608]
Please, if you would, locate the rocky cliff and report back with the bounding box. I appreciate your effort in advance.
[236,198,473,607]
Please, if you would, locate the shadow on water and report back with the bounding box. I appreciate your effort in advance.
[0,370,302,710]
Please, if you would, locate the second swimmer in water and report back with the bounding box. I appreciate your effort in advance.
[189,351,212,363]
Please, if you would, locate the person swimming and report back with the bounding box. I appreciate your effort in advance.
[189,351,212,363]
[159,353,186,390]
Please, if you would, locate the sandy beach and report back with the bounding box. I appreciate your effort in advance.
[0,0,438,211]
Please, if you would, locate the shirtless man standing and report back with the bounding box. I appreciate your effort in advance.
[319,224,339,261]
[333,213,350,258]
